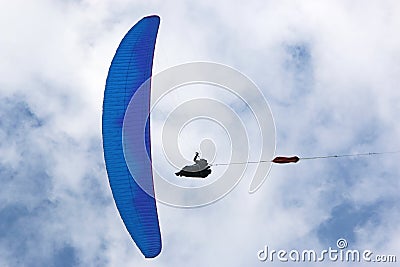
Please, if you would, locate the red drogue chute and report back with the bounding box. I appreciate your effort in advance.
[272,156,300,164]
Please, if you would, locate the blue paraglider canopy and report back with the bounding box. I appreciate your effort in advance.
[102,15,162,258]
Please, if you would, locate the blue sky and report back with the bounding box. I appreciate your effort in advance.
[1,0,400,266]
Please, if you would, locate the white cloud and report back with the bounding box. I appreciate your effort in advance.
[1,0,399,266]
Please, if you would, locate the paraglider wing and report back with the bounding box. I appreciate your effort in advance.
[102,15,161,258]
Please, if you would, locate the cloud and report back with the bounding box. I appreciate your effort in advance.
[1,0,399,266]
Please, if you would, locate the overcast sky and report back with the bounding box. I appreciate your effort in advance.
[1,0,400,266]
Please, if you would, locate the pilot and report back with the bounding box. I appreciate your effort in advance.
[193,152,208,170]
